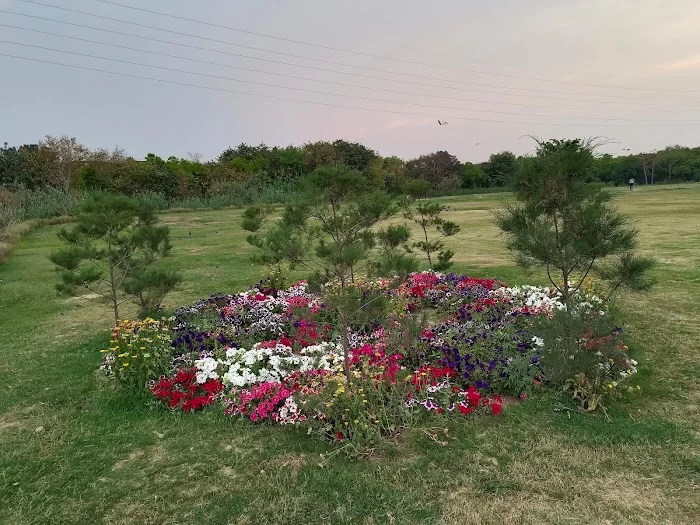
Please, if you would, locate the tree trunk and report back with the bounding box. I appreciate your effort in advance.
[339,307,352,386]
[107,235,120,325]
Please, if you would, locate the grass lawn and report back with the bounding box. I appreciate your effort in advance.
[0,184,698,524]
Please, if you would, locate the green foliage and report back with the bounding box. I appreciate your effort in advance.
[49,195,181,324]
[298,368,416,450]
[4,136,700,215]
[403,198,460,271]
[242,165,419,382]
[102,318,175,390]
[534,309,640,416]
[372,224,418,277]
[484,151,517,186]
[496,138,656,307]
[405,150,461,191]
[402,179,432,198]
[460,162,490,188]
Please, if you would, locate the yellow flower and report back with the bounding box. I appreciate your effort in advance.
[353,420,359,424]
[123,362,129,367]
[608,383,613,388]
[118,353,128,358]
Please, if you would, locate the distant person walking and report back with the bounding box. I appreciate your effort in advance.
[628,177,635,190]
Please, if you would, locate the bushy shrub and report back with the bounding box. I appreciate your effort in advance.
[101,318,174,390]
[534,309,638,413]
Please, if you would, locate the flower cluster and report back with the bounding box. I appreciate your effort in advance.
[394,271,503,311]
[407,365,504,416]
[100,318,174,390]
[103,271,636,443]
[220,342,344,387]
[225,381,303,423]
[151,368,223,412]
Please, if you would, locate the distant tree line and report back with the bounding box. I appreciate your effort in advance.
[2,136,699,200]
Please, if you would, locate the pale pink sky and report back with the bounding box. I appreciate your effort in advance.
[2,0,700,161]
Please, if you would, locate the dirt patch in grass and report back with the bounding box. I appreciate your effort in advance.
[0,403,42,432]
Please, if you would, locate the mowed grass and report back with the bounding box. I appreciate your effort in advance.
[0,184,699,525]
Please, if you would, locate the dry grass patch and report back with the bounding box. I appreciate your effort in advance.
[440,433,697,524]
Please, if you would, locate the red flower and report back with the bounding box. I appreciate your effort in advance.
[151,368,221,412]
[466,386,481,406]
[421,329,435,340]
[458,403,475,415]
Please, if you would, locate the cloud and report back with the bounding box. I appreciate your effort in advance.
[660,54,700,71]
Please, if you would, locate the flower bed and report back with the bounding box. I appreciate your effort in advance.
[100,272,639,443]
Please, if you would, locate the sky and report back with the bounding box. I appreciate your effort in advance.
[2,0,700,162]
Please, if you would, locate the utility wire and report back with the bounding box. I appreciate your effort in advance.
[5,40,700,122]
[1,11,697,109]
[6,3,697,101]
[75,0,700,94]
[2,52,700,128]
[2,23,693,115]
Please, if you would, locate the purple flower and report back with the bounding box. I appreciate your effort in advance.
[422,399,439,410]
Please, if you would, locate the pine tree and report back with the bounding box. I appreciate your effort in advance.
[496,139,655,309]
[50,195,181,323]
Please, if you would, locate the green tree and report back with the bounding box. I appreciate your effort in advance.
[657,146,688,182]
[484,151,517,187]
[405,151,461,191]
[596,154,643,186]
[243,165,417,383]
[39,135,90,191]
[376,155,406,194]
[301,141,343,171]
[332,139,378,172]
[496,139,655,309]
[460,162,490,188]
[49,195,181,324]
[402,186,460,271]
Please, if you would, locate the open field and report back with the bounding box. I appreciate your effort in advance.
[0,184,698,524]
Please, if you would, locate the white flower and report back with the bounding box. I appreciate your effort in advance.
[194,357,220,384]
[220,341,344,389]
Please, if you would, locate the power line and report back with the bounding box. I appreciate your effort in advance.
[5,40,700,122]
[2,23,693,115]
[3,52,700,128]
[1,11,697,110]
[79,0,700,95]
[6,3,698,101]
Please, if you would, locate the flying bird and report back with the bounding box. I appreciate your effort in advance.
[438,120,448,125]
